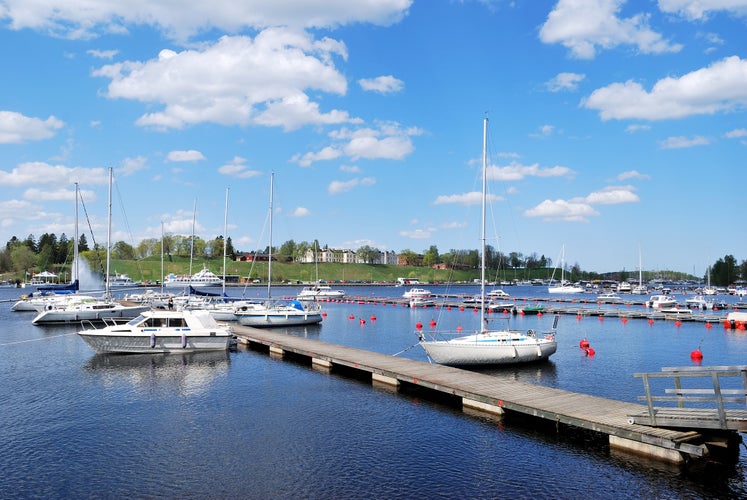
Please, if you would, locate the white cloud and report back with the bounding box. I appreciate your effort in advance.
[87,49,118,59]
[0,0,412,40]
[584,56,747,121]
[295,121,423,166]
[0,162,108,186]
[218,156,262,178]
[725,128,747,138]
[399,228,431,239]
[118,156,148,176]
[0,111,64,143]
[524,199,600,222]
[625,124,651,133]
[579,186,639,204]
[94,30,356,131]
[359,75,404,93]
[617,170,650,181]
[658,0,747,21]
[489,162,575,181]
[328,177,376,194]
[540,0,681,59]
[546,72,585,92]
[167,150,206,162]
[659,135,710,149]
[433,192,502,205]
[292,207,310,217]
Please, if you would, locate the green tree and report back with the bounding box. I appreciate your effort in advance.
[111,241,136,260]
[357,245,376,264]
[277,239,296,263]
[11,245,37,276]
[422,245,439,267]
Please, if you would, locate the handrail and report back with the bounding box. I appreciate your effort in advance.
[633,366,747,428]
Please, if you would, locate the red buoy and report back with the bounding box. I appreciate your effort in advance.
[348,315,355,320]
[416,322,423,329]
[690,349,703,361]
[579,339,590,349]
[322,312,327,317]
[370,315,377,321]
[429,319,437,327]
[359,318,365,325]
[586,347,595,356]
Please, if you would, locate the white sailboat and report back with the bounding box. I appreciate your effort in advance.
[418,117,557,366]
[32,169,149,325]
[632,245,647,295]
[547,245,583,294]
[234,173,323,327]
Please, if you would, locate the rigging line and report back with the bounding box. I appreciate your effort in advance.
[113,176,145,279]
[78,190,105,276]
[0,332,78,347]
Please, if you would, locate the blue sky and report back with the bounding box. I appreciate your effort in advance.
[0,0,745,276]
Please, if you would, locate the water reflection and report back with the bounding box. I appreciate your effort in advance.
[83,350,230,396]
[471,360,559,386]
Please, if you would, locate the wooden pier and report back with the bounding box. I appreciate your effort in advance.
[232,325,744,465]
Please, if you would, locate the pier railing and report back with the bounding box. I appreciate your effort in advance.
[630,366,747,430]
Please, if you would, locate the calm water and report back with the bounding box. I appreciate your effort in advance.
[1,285,746,499]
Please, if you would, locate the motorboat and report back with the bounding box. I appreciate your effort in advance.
[108,272,141,287]
[597,292,624,304]
[163,266,224,288]
[409,296,436,308]
[402,287,431,299]
[616,281,632,294]
[234,300,323,327]
[646,295,678,309]
[297,284,345,301]
[486,289,510,299]
[685,295,713,310]
[418,118,557,366]
[77,309,233,353]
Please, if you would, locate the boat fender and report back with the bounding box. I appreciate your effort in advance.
[527,329,535,337]
[181,332,187,348]
[150,332,156,348]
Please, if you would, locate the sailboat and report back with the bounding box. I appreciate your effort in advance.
[631,245,647,295]
[547,244,583,294]
[33,169,149,325]
[296,243,345,301]
[234,173,323,327]
[418,118,557,366]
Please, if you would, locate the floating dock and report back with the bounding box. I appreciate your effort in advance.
[232,325,743,465]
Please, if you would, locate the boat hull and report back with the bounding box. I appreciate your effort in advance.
[236,311,323,327]
[421,337,557,366]
[78,331,232,353]
[32,305,150,325]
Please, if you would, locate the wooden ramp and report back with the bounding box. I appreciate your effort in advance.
[232,325,740,464]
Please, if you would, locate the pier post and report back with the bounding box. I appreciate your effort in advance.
[462,398,505,416]
[312,357,332,372]
[372,372,399,388]
[609,435,685,464]
[269,345,284,358]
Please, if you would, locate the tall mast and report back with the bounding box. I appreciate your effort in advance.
[105,167,112,297]
[480,117,487,330]
[189,198,196,279]
[222,188,229,295]
[266,173,274,301]
[74,182,79,284]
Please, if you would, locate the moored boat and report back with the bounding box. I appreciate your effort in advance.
[77,309,233,353]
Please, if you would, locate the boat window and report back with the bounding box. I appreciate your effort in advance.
[167,318,187,328]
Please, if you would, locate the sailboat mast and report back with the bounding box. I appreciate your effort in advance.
[105,167,112,297]
[189,198,196,279]
[222,188,229,296]
[267,172,274,300]
[480,117,487,329]
[74,182,79,284]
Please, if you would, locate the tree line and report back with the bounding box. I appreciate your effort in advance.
[1,232,746,286]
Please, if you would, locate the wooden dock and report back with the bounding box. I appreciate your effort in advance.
[232,325,744,464]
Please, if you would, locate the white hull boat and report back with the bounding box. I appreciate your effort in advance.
[77,309,232,353]
[418,118,557,367]
[421,330,558,366]
[32,297,149,325]
[297,285,345,301]
[234,301,323,327]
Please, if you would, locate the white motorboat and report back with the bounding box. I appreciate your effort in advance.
[616,281,632,293]
[685,295,713,310]
[108,272,140,287]
[402,287,431,299]
[77,309,233,353]
[409,296,436,308]
[297,284,345,301]
[163,266,223,288]
[418,118,557,366]
[486,289,510,298]
[646,294,678,309]
[596,292,624,304]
